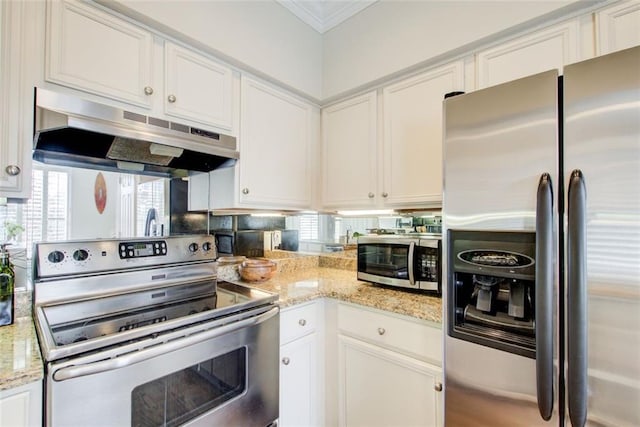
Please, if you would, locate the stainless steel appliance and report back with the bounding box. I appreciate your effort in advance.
[33,88,239,177]
[443,45,640,426]
[357,234,441,293]
[33,235,279,427]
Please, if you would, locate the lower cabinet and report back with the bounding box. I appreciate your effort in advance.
[0,380,43,427]
[336,302,443,427]
[279,301,322,427]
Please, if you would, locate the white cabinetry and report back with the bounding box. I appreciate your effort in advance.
[208,76,317,211]
[337,303,443,427]
[46,0,154,108]
[596,0,640,55]
[279,301,322,427]
[45,0,237,134]
[0,381,43,427]
[382,62,464,207]
[321,92,378,209]
[476,20,581,88]
[164,42,235,130]
[0,0,31,198]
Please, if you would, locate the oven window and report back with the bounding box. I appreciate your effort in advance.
[131,347,246,427]
[358,244,410,280]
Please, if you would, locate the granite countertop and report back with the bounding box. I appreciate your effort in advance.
[0,250,441,392]
[0,317,43,392]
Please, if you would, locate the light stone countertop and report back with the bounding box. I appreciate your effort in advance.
[0,251,442,391]
[0,317,43,391]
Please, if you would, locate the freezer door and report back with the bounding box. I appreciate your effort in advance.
[443,70,560,425]
[563,45,640,427]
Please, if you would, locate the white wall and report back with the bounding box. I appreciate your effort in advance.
[69,169,119,239]
[101,0,324,101]
[322,0,582,99]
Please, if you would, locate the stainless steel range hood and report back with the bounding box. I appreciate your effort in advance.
[33,88,239,177]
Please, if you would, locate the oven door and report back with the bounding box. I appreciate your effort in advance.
[45,306,279,427]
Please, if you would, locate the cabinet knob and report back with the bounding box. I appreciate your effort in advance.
[242,188,250,195]
[5,165,20,176]
[298,319,307,326]
[377,327,386,335]
[144,86,154,95]
[368,192,375,199]
[381,192,388,198]
[434,382,443,392]
[282,357,290,366]
[167,94,177,103]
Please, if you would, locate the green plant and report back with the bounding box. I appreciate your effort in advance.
[2,221,24,242]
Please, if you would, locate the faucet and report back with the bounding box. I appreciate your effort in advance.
[144,208,157,236]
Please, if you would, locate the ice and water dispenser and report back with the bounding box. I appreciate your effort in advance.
[448,230,537,358]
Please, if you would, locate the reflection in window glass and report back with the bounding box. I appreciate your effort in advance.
[131,348,246,427]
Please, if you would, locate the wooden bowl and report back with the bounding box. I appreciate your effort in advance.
[238,258,277,282]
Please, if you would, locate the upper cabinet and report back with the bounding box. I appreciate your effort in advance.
[321,61,464,210]
[46,0,154,108]
[596,0,640,55]
[476,20,580,89]
[382,62,464,208]
[45,0,237,135]
[0,0,31,199]
[207,76,317,211]
[164,42,235,131]
[321,92,378,209]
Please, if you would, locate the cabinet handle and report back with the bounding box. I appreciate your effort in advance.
[298,319,306,326]
[434,382,443,392]
[144,86,154,95]
[377,327,385,335]
[167,94,177,103]
[5,165,21,176]
[282,357,290,366]
[242,188,250,195]
[381,192,388,198]
[368,192,375,199]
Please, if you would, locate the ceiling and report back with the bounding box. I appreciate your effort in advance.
[276,0,378,33]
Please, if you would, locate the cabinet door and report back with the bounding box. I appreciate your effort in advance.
[0,381,43,427]
[46,0,154,107]
[239,77,314,209]
[338,335,442,427]
[322,92,378,209]
[164,42,235,131]
[382,62,464,208]
[476,20,580,89]
[596,0,640,55]
[0,0,31,198]
[280,333,318,427]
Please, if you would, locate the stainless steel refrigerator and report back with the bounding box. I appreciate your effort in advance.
[442,45,639,426]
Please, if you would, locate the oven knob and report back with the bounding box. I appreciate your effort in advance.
[188,243,199,253]
[47,250,65,263]
[73,249,89,261]
[202,242,212,252]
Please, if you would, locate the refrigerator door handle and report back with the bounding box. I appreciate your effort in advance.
[535,172,554,421]
[567,169,587,427]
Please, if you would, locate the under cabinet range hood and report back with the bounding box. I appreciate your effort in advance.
[33,88,239,177]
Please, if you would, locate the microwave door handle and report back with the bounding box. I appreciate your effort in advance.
[567,169,588,427]
[52,306,279,382]
[535,172,554,421]
[408,241,415,285]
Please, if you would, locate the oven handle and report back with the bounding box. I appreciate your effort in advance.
[408,241,416,285]
[52,306,279,382]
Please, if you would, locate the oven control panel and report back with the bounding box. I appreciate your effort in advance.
[34,235,216,278]
[119,241,168,259]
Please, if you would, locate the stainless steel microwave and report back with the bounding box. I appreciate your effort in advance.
[357,235,441,293]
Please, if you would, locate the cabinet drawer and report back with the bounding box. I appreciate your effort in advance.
[280,302,319,345]
[338,303,442,363]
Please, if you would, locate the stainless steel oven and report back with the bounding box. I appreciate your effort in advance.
[32,235,279,427]
[357,234,441,293]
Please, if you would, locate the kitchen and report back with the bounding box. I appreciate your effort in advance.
[1,0,639,426]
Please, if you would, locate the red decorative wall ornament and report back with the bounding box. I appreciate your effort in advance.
[94,172,107,214]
